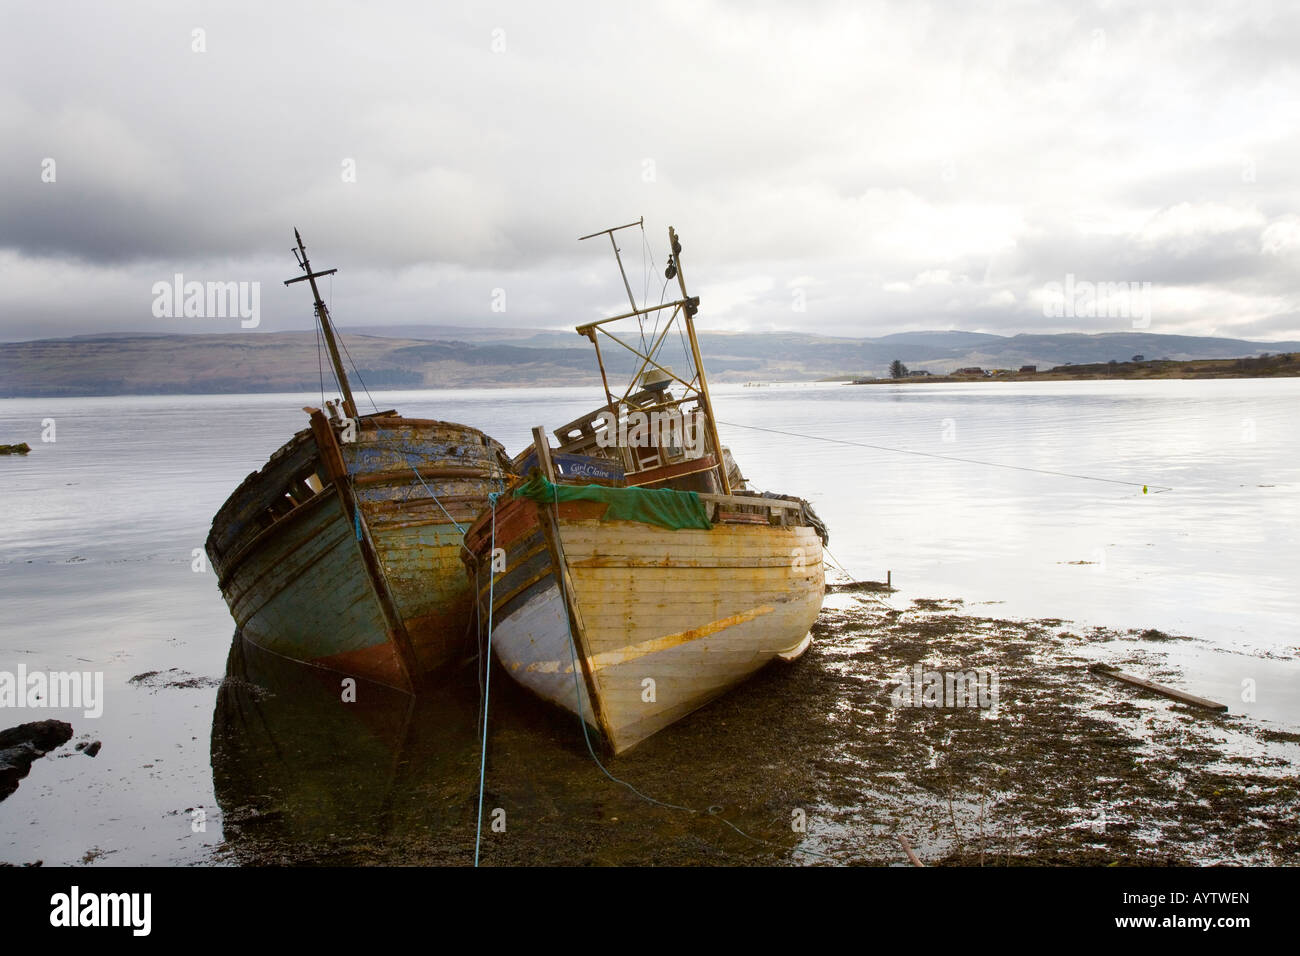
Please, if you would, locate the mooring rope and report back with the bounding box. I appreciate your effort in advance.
[822,544,858,584]
[473,491,502,867]
[714,419,1171,494]
[822,544,900,613]
[406,460,468,536]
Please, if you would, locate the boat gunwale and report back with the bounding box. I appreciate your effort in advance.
[462,485,814,559]
[208,414,507,561]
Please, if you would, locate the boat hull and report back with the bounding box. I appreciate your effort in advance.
[470,497,823,753]
[207,415,509,690]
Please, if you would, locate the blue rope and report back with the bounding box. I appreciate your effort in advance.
[407,459,468,535]
[354,506,361,541]
[474,491,502,867]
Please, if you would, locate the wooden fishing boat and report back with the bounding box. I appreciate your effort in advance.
[205,231,513,692]
[463,222,825,754]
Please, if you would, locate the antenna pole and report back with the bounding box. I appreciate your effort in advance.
[667,226,731,495]
[285,229,357,420]
[579,217,643,312]
[608,233,637,312]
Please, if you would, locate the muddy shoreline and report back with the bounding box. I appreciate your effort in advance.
[206,589,1299,867]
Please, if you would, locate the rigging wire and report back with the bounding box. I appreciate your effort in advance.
[638,272,676,384]
[307,273,350,410]
[676,317,697,384]
[315,305,345,400]
[314,273,380,416]
[635,223,649,356]
[640,222,653,329]
[335,323,380,415]
[314,316,326,408]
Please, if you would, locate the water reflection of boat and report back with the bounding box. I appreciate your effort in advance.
[205,231,513,692]
[210,629,814,865]
[210,635,480,863]
[464,223,827,755]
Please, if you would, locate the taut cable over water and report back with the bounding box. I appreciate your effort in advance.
[714,419,1174,494]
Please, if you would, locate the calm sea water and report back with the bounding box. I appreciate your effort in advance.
[1,379,1297,864]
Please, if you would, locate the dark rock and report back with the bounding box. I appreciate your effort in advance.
[83,740,102,758]
[0,720,73,801]
[0,721,72,752]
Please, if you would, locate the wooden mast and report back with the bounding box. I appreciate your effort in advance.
[667,226,732,495]
[285,229,358,421]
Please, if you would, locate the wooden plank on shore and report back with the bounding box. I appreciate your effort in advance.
[898,835,924,867]
[1092,665,1227,712]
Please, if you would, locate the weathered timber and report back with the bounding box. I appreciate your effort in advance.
[1092,664,1228,712]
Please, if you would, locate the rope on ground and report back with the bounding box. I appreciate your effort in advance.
[822,545,899,612]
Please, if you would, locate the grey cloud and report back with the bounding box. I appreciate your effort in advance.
[2,0,1299,342]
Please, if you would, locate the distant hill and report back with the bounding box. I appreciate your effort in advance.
[1,328,1297,397]
[872,330,1007,348]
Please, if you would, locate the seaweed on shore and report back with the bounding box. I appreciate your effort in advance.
[209,595,1299,867]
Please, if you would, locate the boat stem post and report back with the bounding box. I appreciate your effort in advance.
[531,426,558,482]
[306,406,422,693]
[530,425,616,750]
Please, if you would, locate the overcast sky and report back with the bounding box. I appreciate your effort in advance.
[3,0,1299,343]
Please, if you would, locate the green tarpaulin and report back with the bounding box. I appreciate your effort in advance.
[512,472,712,531]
